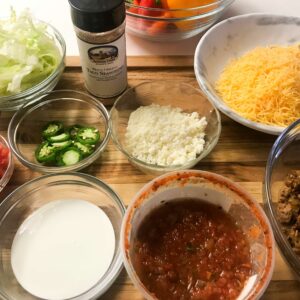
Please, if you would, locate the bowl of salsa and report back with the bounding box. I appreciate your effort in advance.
[121,170,275,300]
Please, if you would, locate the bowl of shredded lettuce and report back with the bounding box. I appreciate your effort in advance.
[0,10,65,111]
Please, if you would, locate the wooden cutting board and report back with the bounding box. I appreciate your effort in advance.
[0,56,299,299]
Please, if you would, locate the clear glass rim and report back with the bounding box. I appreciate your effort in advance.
[0,135,14,190]
[0,19,66,105]
[264,118,300,278]
[125,0,234,21]
[7,90,111,173]
[109,81,222,171]
[0,172,126,300]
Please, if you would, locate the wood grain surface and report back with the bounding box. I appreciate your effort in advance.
[0,56,299,299]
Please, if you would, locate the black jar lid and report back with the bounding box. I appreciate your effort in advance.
[69,0,125,33]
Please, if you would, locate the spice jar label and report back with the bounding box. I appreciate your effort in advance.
[77,34,127,98]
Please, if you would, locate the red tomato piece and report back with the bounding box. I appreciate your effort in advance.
[1,147,9,157]
[0,144,9,179]
[0,157,8,167]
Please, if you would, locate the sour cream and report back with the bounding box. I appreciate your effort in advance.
[11,199,115,300]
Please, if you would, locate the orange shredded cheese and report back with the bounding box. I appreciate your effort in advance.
[215,45,300,127]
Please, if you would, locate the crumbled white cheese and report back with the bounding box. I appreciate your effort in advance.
[125,104,207,166]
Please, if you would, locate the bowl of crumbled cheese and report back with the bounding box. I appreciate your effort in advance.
[194,13,300,135]
[110,81,221,174]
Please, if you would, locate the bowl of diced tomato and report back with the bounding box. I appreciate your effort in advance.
[125,0,235,41]
[0,135,14,192]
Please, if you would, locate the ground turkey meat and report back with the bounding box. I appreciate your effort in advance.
[277,171,300,254]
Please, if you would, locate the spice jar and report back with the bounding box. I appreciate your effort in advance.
[69,0,127,98]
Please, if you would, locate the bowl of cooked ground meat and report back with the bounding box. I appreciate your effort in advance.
[264,119,300,279]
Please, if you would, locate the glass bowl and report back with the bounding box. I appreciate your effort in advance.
[0,20,66,112]
[121,170,275,300]
[0,135,14,193]
[110,81,221,174]
[0,172,125,300]
[264,119,300,279]
[125,0,234,41]
[194,13,300,135]
[8,90,110,173]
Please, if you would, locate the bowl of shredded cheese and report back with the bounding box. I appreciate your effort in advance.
[110,81,221,174]
[194,13,300,135]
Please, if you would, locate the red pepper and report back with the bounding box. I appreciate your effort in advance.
[128,0,141,14]
[138,0,162,17]
[132,0,162,31]
[147,11,171,35]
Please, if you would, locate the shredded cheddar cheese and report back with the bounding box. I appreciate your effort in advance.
[215,45,300,127]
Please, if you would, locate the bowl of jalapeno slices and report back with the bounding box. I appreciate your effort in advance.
[8,90,110,173]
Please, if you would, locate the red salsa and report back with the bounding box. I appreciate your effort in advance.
[133,199,252,300]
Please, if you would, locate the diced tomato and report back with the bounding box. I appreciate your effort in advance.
[0,157,8,166]
[0,143,9,179]
[1,147,9,157]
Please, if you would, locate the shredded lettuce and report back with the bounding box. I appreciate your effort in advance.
[0,9,62,96]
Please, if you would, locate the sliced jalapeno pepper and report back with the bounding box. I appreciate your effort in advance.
[42,121,63,138]
[67,124,83,139]
[56,147,82,166]
[73,141,95,157]
[52,140,72,150]
[47,132,70,143]
[76,127,100,145]
[35,142,57,163]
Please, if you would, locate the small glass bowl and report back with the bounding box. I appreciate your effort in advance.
[121,170,275,300]
[0,21,66,112]
[264,119,300,279]
[8,90,110,173]
[125,0,234,42]
[0,135,14,192]
[110,81,221,174]
[0,172,126,300]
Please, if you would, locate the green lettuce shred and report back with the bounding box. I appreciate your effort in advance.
[0,9,61,96]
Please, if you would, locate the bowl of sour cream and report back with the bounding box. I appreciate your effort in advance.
[0,173,125,300]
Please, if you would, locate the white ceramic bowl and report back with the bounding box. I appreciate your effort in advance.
[194,13,300,135]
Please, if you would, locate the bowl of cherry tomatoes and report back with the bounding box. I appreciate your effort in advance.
[125,0,234,41]
[0,135,14,192]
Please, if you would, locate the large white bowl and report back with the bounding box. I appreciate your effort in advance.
[194,13,300,135]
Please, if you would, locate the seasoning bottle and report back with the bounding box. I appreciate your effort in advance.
[69,0,127,98]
